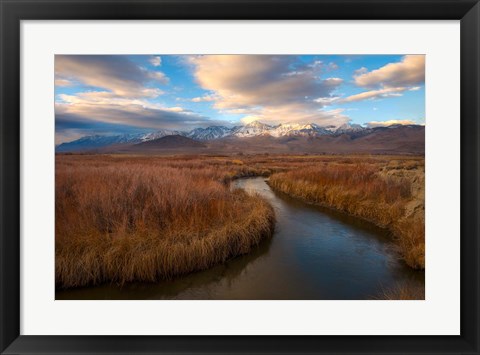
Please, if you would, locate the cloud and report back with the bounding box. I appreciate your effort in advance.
[327,62,339,71]
[56,92,212,129]
[354,55,425,88]
[313,96,341,105]
[55,89,230,143]
[187,55,348,126]
[54,78,74,87]
[150,56,162,67]
[57,90,164,106]
[55,55,169,97]
[366,119,416,128]
[54,55,194,142]
[315,85,415,105]
[239,106,348,127]
[55,116,149,145]
[326,55,425,105]
[191,94,216,102]
[354,67,368,76]
[339,86,418,103]
[323,77,343,86]
[147,71,168,83]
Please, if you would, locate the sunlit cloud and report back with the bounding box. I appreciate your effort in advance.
[239,105,349,127]
[354,55,425,88]
[54,78,74,87]
[188,55,348,126]
[56,102,196,130]
[313,96,341,105]
[55,90,224,139]
[54,55,425,143]
[149,56,162,67]
[329,55,425,104]
[191,94,217,102]
[338,86,417,103]
[55,55,169,97]
[366,119,417,128]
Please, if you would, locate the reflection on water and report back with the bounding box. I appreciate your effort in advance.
[56,177,424,300]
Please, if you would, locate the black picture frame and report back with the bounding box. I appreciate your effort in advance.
[1,0,479,354]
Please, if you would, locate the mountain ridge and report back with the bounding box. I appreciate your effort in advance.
[56,121,424,154]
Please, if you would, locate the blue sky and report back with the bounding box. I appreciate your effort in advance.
[55,54,425,143]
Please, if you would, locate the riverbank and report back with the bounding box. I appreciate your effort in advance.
[268,160,425,269]
[56,155,275,289]
[57,177,423,300]
[56,154,424,291]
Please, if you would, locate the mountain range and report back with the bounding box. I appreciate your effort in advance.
[56,121,425,155]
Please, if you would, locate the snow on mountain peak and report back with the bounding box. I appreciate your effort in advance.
[187,126,231,141]
[140,129,186,141]
[231,121,273,137]
[335,123,364,133]
[245,121,272,128]
[56,120,421,152]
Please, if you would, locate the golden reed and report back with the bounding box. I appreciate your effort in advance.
[55,155,274,288]
[56,154,424,289]
[268,160,425,269]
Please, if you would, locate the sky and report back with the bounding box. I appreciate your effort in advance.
[55,54,425,144]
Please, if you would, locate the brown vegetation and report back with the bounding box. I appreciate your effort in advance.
[56,154,424,289]
[268,158,425,269]
[375,282,425,300]
[56,155,274,288]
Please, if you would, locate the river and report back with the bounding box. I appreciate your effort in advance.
[56,177,424,300]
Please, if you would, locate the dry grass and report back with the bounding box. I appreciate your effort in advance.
[56,155,274,288]
[56,154,424,289]
[375,282,425,300]
[268,158,425,269]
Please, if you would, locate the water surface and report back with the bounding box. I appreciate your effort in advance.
[56,177,424,300]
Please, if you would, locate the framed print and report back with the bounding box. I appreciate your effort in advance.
[1,0,479,354]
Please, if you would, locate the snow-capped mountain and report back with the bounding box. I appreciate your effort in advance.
[269,123,333,137]
[187,126,231,141]
[228,122,365,138]
[56,130,185,152]
[231,121,273,138]
[56,121,422,152]
[55,133,145,152]
[334,123,365,134]
[140,129,187,141]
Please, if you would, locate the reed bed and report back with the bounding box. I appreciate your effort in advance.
[56,156,274,288]
[268,160,425,269]
[56,154,424,290]
[375,281,425,300]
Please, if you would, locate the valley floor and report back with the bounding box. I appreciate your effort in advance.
[56,153,425,290]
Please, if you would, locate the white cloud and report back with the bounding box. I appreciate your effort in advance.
[147,71,168,83]
[340,85,422,104]
[324,77,343,86]
[313,96,340,105]
[149,56,162,67]
[239,105,348,127]
[54,78,74,87]
[366,119,416,128]
[188,55,349,126]
[328,62,339,71]
[191,94,216,102]
[55,89,217,134]
[55,55,169,98]
[354,55,425,88]
[330,55,425,105]
[339,87,412,103]
[354,67,368,76]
